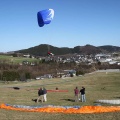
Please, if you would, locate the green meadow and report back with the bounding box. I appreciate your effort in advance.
[0,71,120,120]
[0,55,39,64]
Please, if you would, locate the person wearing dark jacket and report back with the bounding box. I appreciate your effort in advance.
[37,88,44,103]
[80,86,86,102]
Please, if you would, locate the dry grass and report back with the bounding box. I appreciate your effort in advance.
[0,72,120,120]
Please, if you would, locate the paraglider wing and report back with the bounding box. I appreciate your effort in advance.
[47,52,54,56]
[37,9,54,27]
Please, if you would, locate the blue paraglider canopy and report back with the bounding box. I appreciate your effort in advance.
[37,9,54,27]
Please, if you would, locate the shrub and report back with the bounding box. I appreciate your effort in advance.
[2,70,20,81]
[76,71,85,76]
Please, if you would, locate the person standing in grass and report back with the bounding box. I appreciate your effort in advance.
[43,87,47,102]
[37,88,44,103]
[80,86,86,102]
[74,87,79,102]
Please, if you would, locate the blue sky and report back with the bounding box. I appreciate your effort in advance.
[0,0,120,52]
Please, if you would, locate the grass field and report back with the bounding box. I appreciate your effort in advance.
[0,55,39,64]
[0,71,120,120]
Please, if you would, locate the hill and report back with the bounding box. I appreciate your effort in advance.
[14,44,120,56]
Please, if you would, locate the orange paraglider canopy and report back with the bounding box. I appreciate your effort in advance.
[0,104,120,114]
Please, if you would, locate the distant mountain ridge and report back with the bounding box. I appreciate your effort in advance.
[14,44,120,56]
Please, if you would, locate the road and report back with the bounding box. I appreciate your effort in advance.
[96,69,120,73]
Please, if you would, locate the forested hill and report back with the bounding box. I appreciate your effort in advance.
[14,44,120,56]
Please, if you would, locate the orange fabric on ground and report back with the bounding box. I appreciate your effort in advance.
[47,90,68,92]
[0,104,120,113]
